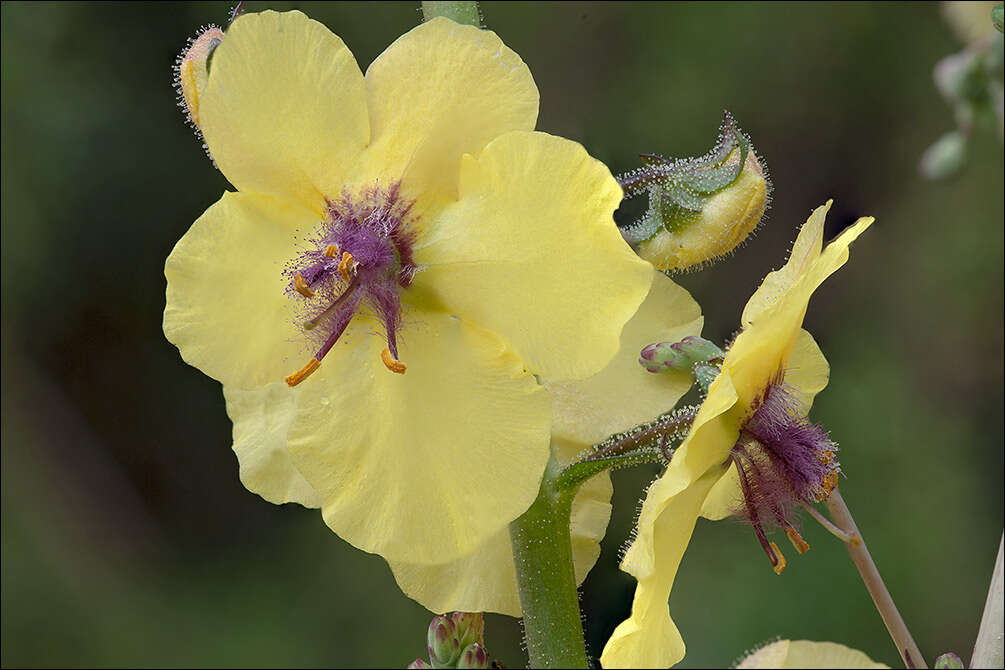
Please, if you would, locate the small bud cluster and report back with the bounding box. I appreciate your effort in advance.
[409,612,491,669]
[639,335,724,393]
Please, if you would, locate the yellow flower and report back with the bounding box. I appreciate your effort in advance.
[386,273,702,615]
[163,11,652,566]
[224,273,700,614]
[600,202,873,669]
[736,639,888,669]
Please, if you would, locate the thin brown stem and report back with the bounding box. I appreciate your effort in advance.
[802,502,860,545]
[825,489,927,669]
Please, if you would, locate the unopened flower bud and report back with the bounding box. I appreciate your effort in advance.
[618,111,771,272]
[427,615,460,668]
[934,652,965,669]
[174,25,225,133]
[639,336,724,378]
[456,643,490,669]
[639,341,691,373]
[407,660,432,669]
[450,612,484,651]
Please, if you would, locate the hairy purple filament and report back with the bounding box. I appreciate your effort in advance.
[727,382,840,572]
[283,183,418,385]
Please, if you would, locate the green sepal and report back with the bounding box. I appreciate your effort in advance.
[617,110,756,242]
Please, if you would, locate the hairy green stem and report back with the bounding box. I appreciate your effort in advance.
[825,489,927,668]
[509,454,589,668]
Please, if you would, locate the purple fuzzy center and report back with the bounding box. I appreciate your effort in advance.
[729,382,839,545]
[283,182,417,365]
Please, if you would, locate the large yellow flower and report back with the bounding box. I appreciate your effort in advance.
[163,11,652,566]
[387,273,702,615]
[600,202,873,668]
[224,274,700,615]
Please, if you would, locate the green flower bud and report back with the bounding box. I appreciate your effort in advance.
[618,111,771,272]
[934,652,965,669]
[456,643,490,669]
[427,615,460,668]
[408,660,433,669]
[449,612,484,651]
[638,341,692,373]
[639,336,724,375]
[673,336,725,365]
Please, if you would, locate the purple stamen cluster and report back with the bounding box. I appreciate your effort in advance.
[728,382,839,560]
[283,182,418,363]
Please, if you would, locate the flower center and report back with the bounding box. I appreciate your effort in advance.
[283,183,417,386]
[728,382,840,574]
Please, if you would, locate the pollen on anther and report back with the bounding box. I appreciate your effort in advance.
[338,251,357,282]
[822,471,840,497]
[785,527,811,555]
[381,348,407,374]
[769,542,787,575]
[285,358,320,386]
[294,272,315,298]
[324,244,339,258]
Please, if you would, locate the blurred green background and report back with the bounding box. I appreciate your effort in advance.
[2,1,1002,667]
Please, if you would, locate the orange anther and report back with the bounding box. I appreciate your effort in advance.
[324,244,339,258]
[293,272,315,298]
[785,527,811,554]
[769,541,787,575]
[823,471,840,495]
[381,347,407,374]
[285,358,320,387]
[338,251,356,282]
[818,450,834,465]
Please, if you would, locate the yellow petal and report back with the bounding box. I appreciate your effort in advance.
[600,469,722,669]
[286,311,551,565]
[546,273,702,446]
[783,329,831,412]
[164,191,315,388]
[622,371,739,580]
[726,213,873,409]
[223,384,321,508]
[737,639,889,669]
[200,11,370,215]
[741,201,829,327]
[361,17,538,210]
[413,131,653,380]
[700,329,828,521]
[699,460,742,520]
[386,437,612,616]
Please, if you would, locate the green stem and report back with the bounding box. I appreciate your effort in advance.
[420,1,481,27]
[509,453,589,668]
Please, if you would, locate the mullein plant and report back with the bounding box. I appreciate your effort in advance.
[165,2,1004,668]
